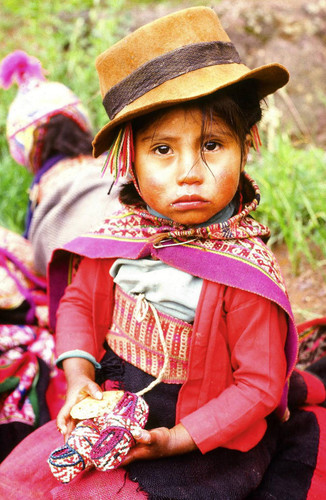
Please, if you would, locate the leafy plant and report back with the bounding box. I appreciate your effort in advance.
[0,136,32,233]
[250,136,326,272]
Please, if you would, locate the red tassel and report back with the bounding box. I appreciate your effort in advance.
[250,124,262,152]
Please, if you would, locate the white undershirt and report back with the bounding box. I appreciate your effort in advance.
[109,258,203,323]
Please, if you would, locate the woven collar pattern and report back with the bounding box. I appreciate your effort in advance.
[95,172,269,244]
[89,173,286,295]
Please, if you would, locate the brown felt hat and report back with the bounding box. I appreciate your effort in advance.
[93,6,289,157]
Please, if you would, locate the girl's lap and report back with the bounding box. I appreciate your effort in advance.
[1,407,323,500]
[0,419,146,499]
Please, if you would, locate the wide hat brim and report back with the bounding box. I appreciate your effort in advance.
[92,7,289,157]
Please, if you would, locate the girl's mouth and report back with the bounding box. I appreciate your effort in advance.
[170,195,209,211]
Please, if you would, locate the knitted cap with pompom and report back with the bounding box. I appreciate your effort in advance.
[0,51,92,172]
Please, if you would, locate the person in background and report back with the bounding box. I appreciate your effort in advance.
[0,51,120,461]
[1,50,121,276]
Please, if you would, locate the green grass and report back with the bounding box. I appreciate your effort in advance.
[0,136,32,233]
[250,137,326,272]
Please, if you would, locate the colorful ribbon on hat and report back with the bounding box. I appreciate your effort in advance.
[250,124,262,152]
[101,123,134,183]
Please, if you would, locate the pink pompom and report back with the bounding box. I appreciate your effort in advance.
[0,50,45,89]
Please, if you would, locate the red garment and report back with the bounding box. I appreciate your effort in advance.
[56,257,287,454]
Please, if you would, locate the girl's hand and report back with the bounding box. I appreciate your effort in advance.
[122,423,197,465]
[56,358,103,441]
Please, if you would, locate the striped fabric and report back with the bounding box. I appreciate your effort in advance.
[107,285,192,384]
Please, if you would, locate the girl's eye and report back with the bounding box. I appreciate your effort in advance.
[154,145,171,155]
[204,141,220,152]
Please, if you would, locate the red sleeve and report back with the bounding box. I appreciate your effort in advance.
[181,289,288,453]
[55,257,113,361]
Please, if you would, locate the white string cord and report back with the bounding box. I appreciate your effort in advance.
[134,293,170,397]
[153,237,197,249]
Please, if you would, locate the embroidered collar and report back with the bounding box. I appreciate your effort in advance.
[93,172,269,246]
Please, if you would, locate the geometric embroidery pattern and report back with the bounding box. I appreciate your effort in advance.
[107,285,192,383]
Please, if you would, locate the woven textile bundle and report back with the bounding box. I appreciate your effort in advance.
[48,391,149,483]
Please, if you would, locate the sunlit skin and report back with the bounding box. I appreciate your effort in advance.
[134,106,250,225]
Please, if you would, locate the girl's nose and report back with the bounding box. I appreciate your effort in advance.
[177,153,204,184]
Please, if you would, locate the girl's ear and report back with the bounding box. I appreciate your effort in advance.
[240,134,252,172]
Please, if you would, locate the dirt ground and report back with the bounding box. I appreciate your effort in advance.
[273,245,326,325]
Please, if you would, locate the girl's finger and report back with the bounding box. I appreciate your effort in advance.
[64,419,77,441]
[84,382,103,400]
[132,428,151,443]
[56,407,70,434]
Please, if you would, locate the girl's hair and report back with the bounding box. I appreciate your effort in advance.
[120,79,262,207]
[35,114,93,166]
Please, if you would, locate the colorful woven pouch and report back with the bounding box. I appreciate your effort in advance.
[91,391,149,470]
[48,391,149,483]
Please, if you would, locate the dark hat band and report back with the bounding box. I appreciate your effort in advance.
[103,41,241,119]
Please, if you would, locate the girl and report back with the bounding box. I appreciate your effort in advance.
[1,6,326,499]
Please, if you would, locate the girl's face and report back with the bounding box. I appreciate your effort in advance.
[134,106,249,225]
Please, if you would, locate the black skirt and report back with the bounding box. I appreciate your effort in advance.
[96,345,326,500]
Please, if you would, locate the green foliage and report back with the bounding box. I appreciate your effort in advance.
[251,137,326,272]
[0,135,32,233]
